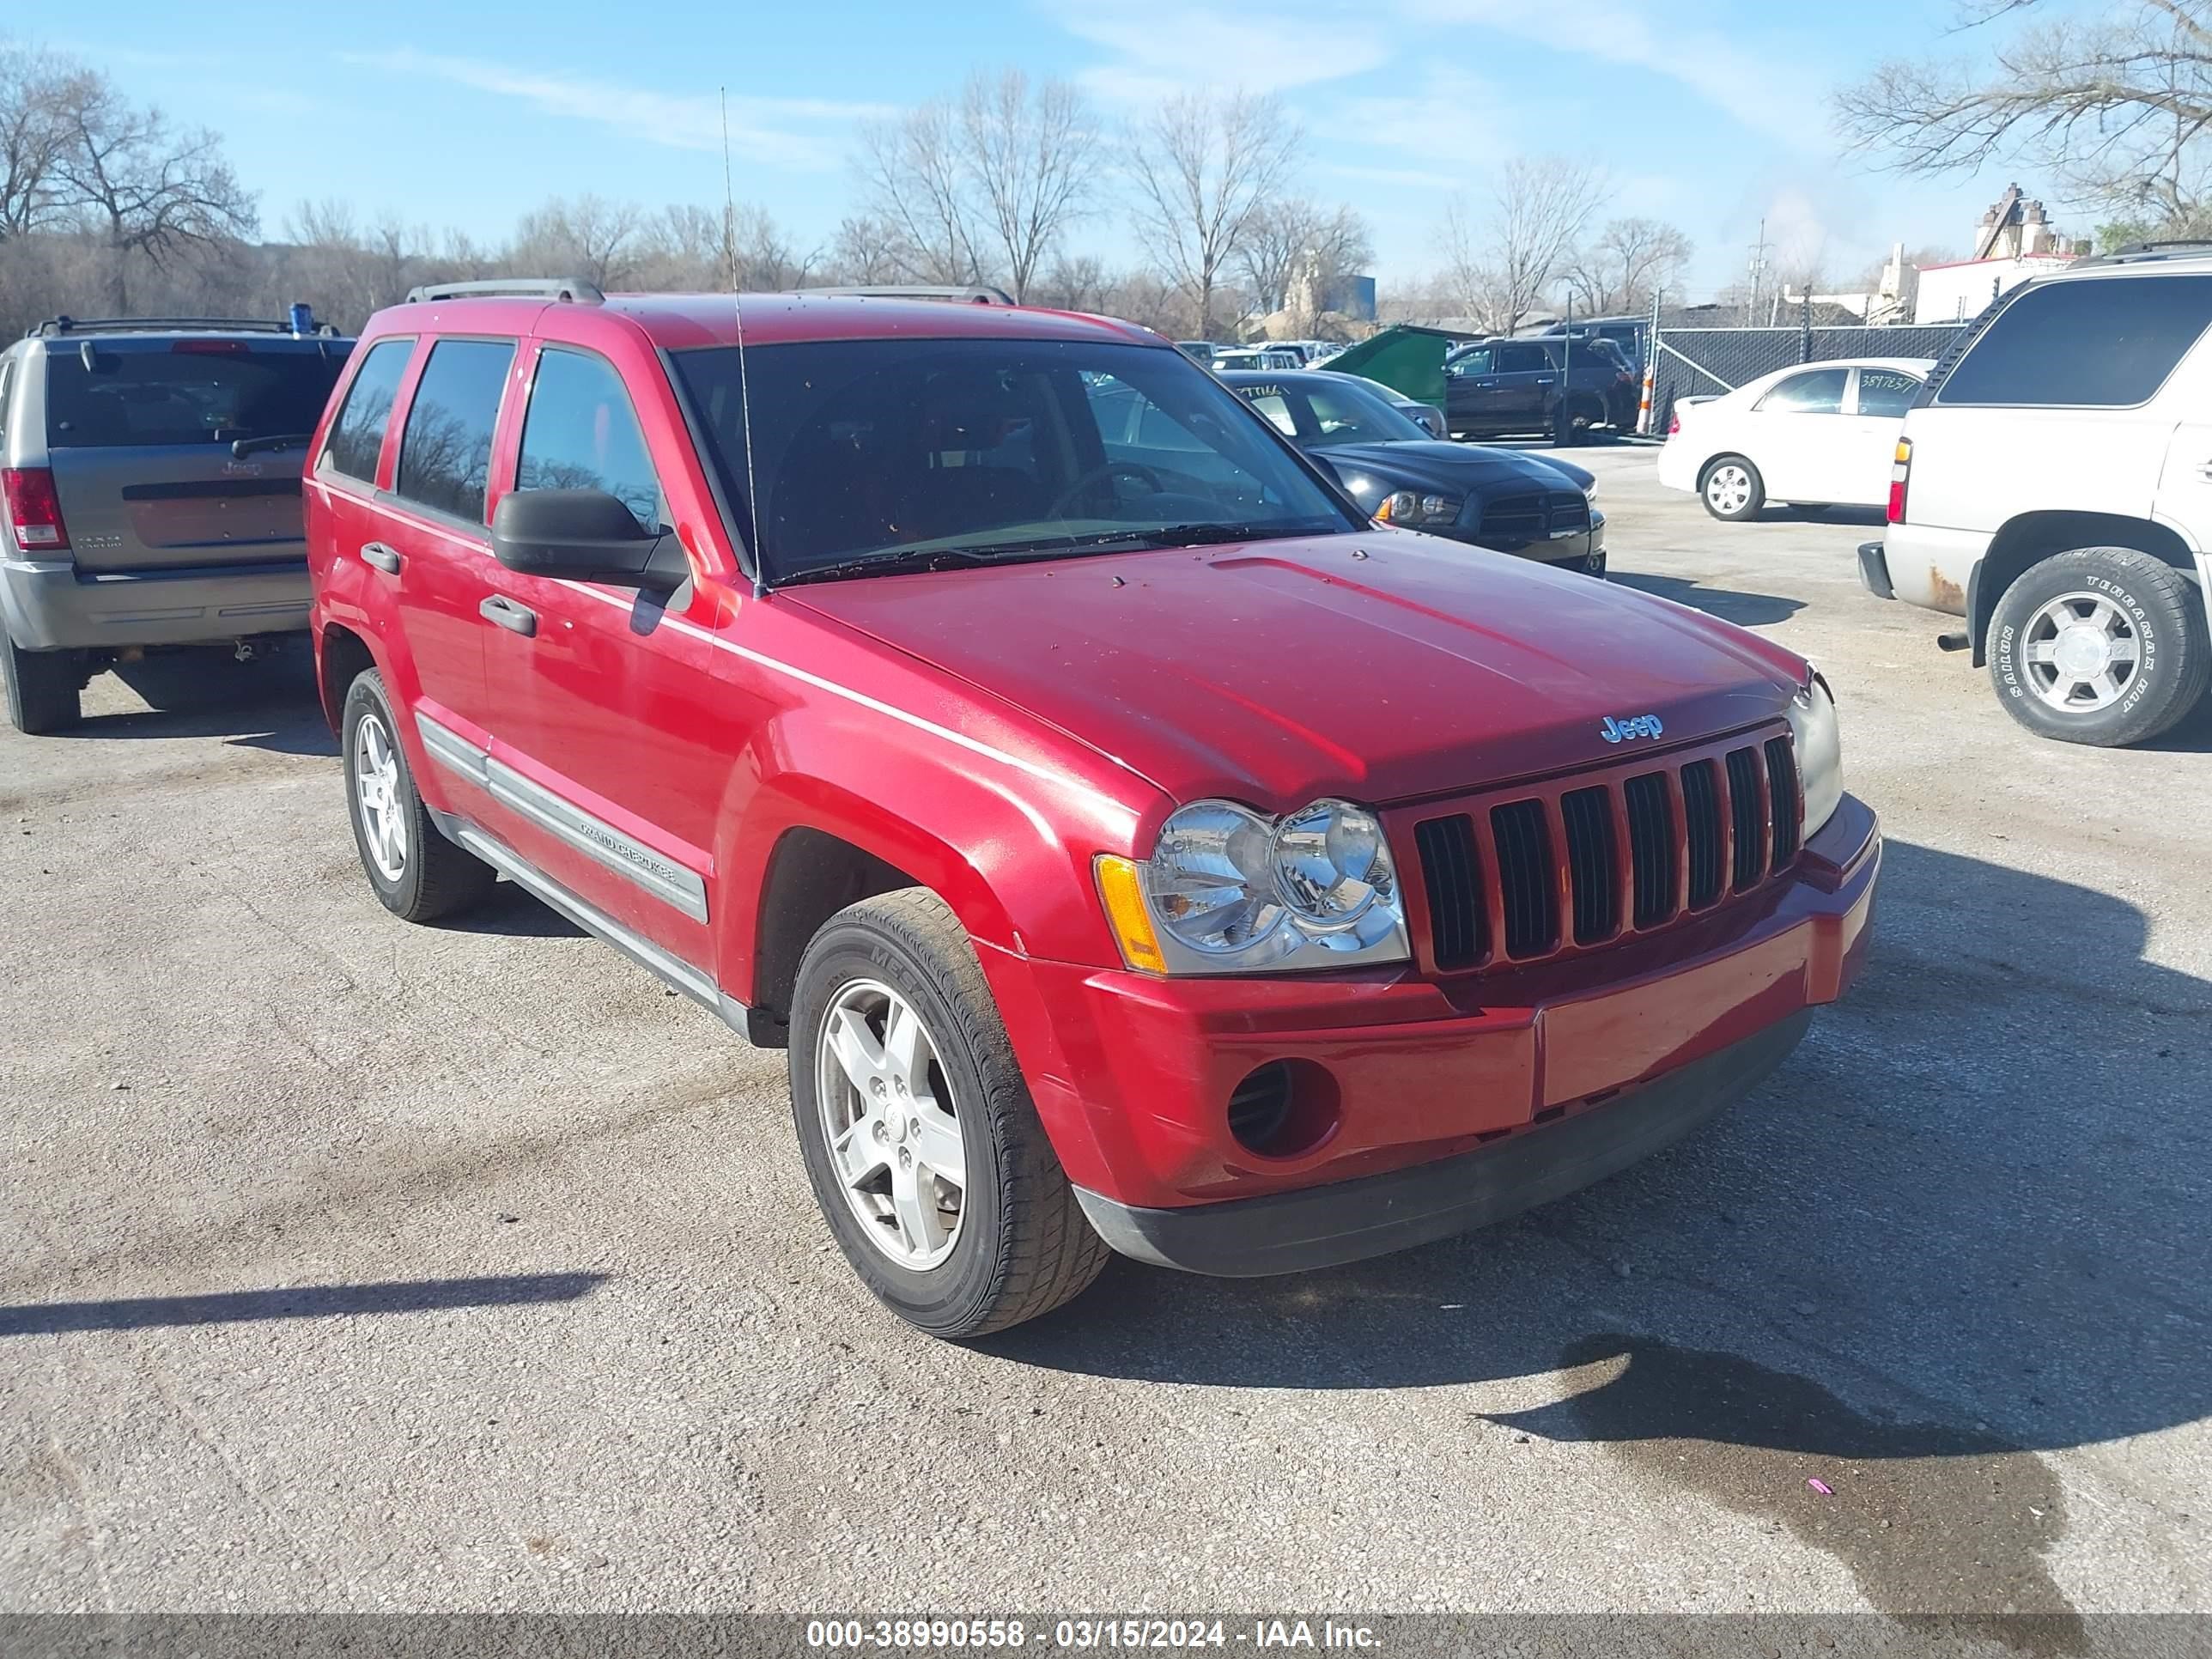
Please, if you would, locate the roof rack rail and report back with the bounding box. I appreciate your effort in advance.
[404,277,605,305]
[2072,240,2212,268]
[28,315,304,337]
[796,283,1017,306]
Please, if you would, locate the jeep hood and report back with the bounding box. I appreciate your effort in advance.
[782,533,1806,813]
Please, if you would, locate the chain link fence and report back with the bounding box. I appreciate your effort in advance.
[1641,323,1970,434]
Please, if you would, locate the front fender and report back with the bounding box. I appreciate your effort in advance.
[713,696,1159,1003]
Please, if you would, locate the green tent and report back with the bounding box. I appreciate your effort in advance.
[1319,324,1465,410]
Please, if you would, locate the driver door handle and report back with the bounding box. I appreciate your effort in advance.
[360,541,400,574]
[479,594,538,637]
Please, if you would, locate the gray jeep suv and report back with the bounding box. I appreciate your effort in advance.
[1,310,353,733]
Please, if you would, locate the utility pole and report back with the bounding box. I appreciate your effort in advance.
[1746,217,1771,327]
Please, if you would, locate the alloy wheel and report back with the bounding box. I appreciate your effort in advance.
[815,979,968,1269]
[351,709,409,882]
[2019,591,2142,712]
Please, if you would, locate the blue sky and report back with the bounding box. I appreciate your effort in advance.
[64,0,2033,300]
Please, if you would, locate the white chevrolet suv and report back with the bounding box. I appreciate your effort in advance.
[1861,246,2212,745]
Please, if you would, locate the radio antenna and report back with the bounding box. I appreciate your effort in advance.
[721,88,768,600]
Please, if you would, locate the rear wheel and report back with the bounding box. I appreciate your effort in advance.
[1700,455,1765,521]
[790,888,1108,1339]
[1988,547,2210,746]
[2,635,83,735]
[341,669,498,920]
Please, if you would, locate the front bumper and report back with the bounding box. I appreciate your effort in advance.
[1456,508,1606,574]
[1078,1009,1809,1275]
[1,556,310,651]
[989,797,1878,1261]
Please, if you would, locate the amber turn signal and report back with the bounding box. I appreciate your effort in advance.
[1094,854,1165,974]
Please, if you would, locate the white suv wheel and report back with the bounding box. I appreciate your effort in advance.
[2017,591,2139,713]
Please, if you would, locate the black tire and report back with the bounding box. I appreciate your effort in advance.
[3,635,83,735]
[1699,454,1765,521]
[1988,547,2211,747]
[340,668,497,921]
[789,888,1109,1339]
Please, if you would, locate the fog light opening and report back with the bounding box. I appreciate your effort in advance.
[1226,1060,1340,1159]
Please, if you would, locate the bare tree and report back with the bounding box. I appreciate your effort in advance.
[954,69,1097,303]
[1036,251,1109,313]
[1438,156,1607,336]
[0,40,80,239]
[856,101,981,286]
[1126,91,1302,339]
[508,194,643,288]
[1235,198,1373,322]
[49,71,256,310]
[1836,0,2212,228]
[827,214,905,284]
[1563,216,1692,314]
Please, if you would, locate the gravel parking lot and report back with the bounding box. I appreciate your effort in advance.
[3,447,2207,1631]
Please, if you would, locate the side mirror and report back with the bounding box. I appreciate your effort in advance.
[489,488,688,588]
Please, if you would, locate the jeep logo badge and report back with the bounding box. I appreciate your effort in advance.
[1601,714,1663,744]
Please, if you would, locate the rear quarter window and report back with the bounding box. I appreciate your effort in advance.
[45,340,350,449]
[1936,274,2212,407]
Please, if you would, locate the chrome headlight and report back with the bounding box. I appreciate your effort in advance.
[1785,672,1844,836]
[1376,489,1462,527]
[1109,798,1411,975]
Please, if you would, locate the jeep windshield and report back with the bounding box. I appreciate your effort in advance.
[670,337,1360,585]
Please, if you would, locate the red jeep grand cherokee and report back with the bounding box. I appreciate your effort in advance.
[306,279,1879,1339]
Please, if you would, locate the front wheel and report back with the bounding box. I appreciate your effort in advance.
[790,888,1108,1339]
[1700,456,1765,521]
[1988,547,2210,746]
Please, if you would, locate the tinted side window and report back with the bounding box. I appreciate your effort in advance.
[1758,368,1847,414]
[1497,343,1549,374]
[1450,347,1493,375]
[323,338,413,483]
[1938,275,2212,406]
[1856,368,1923,417]
[517,348,663,533]
[396,339,515,523]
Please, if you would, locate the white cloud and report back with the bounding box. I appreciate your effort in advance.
[338,50,890,168]
[1327,66,1515,171]
[1048,1,1391,103]
[1395,0,1814,151]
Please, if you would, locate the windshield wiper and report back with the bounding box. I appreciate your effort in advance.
[773,521,1339,586]
[775,546,1003,586]
[1066,521,1332,550]
[231,432,314,458]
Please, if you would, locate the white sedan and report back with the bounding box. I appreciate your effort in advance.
[1656,356,1936,520]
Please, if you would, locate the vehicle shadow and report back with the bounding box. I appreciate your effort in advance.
[1760,504,1887,526]
[0,1273,606,1336]
[2139,691,2212,754]
[59,649,334,757]
[1608,571,1805,627]
[447,884,588,940]
[986,839,2209,1650]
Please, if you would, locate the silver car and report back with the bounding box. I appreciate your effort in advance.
[1,310,352,732]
